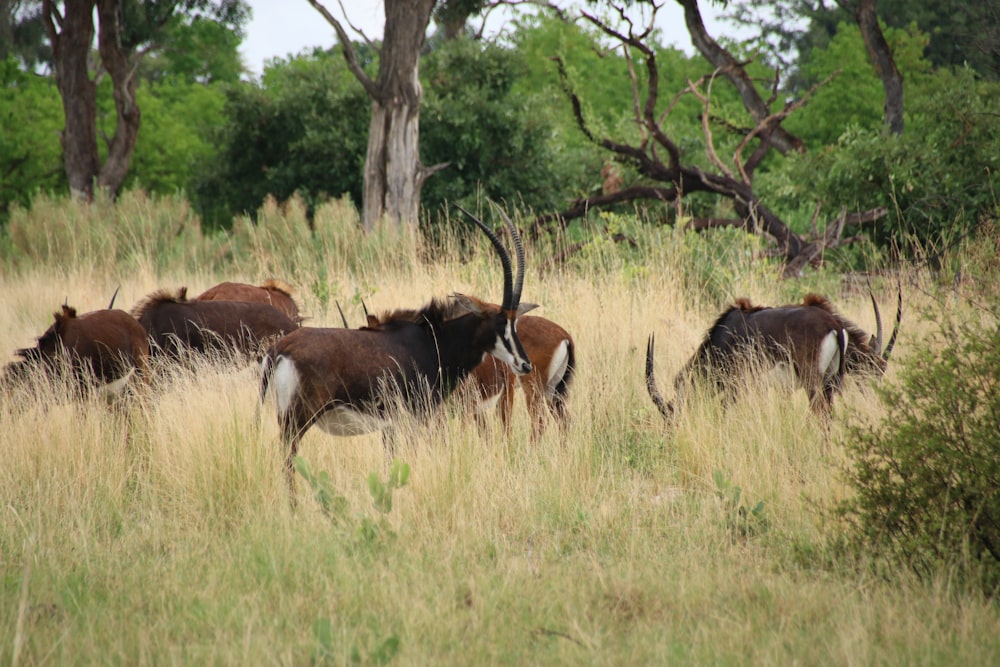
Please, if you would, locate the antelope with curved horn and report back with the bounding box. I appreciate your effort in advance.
[132,287,299,361]
[260,205,534,494]
[646,287,902,422]
[4,303,150,398]
[466,314,575,438]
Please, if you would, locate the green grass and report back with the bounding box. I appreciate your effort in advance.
[1,194,998,665]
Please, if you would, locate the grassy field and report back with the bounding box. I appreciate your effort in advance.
[2,194,998,665]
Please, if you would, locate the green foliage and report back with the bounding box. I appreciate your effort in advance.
[128,77,228,196]
[764,62,1000,256]
[0,57,65,222]
[139,15,245,84]
[839,292,1000,595]
[192,50,369,229]
[714,470,769,542]
[419,37,569,217]
[294,456,411,555]
[787,21,932,147]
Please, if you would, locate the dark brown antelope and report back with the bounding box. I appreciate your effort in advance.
[466,314,575,438]
[132,287,298,360]
[260,205,534,493]
[5,304,150,397]
[646,289,901,421]
[195,279,302,324]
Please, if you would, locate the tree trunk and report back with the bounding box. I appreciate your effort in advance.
[43,0,141,200]
[360,0,435,232]
[95,0,141,196]
[309,0,436,232]
[838,0,904,135]
[43,0,100,199]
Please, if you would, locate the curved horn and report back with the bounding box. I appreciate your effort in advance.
[492,204,526,309]
[107,285,121,310]
[645,334,672,420]
[867,285,884,357]
[882,280,902,361]
[335,301,349,328]
[456,204,515,311]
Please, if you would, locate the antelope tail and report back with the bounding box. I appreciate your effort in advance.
[645,334,673,420]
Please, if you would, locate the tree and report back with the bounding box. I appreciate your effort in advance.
[537,1,878,275]
[39,0,248,200]
[834,0,903,134]
[307,0,446,232]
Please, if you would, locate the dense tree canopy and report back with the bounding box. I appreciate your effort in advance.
[1,0,997,266]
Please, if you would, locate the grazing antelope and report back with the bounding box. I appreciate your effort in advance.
[466,314,575,438]
[132,287,298,360]
[646,289,901,421]
[195,279,302,324]
[260,206,534,494]
[5,304,150,397]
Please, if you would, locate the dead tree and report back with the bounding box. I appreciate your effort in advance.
[535,1,886,278]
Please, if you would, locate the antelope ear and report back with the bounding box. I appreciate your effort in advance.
[451,293,484,315]
[517,302,539,316]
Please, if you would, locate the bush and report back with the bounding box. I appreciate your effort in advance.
[838,292,1000,594]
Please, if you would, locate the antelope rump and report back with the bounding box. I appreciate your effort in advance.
[646,288,901,421]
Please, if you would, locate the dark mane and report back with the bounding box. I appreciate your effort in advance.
[130,287,188,320]
[370,297,472,329]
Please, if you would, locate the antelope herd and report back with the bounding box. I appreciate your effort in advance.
[2,206,903,499]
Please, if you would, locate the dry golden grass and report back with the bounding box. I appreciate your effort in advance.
[1,196,998,665]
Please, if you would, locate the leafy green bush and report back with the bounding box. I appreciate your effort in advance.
[839,294,1000,594]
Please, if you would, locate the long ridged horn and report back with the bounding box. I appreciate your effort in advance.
[491,204,526,309]
[645,334,672,420]
[868,285,884,357]
[456,204,515,311]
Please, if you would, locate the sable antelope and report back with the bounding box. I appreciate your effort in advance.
[196,279,302,324]
[5,304,150,397]
[466,314,575,438]
[132,287,298,360]
[646,289,901,421]
[260,205,534,493]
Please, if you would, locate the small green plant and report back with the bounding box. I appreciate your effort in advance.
[294,456,350,523]
[714,470,769,541]
[838,296,1000,594]
[295,456,411,552]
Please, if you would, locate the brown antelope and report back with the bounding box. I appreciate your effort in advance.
[260,205,534,494]
[195,279,302,324]
[131,287,298,360]
[646,289,901,421]
[466,314,575,438]
[5,304,150,397]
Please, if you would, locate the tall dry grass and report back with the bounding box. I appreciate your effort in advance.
[1,195,998,665]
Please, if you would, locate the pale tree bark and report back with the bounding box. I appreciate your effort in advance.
[836,0,904,134]
[42,0,140,200]
[308,0,446,232]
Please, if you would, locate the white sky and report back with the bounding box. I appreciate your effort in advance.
[240,1,742,76]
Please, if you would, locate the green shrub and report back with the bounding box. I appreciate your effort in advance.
[838,294,1000,594]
